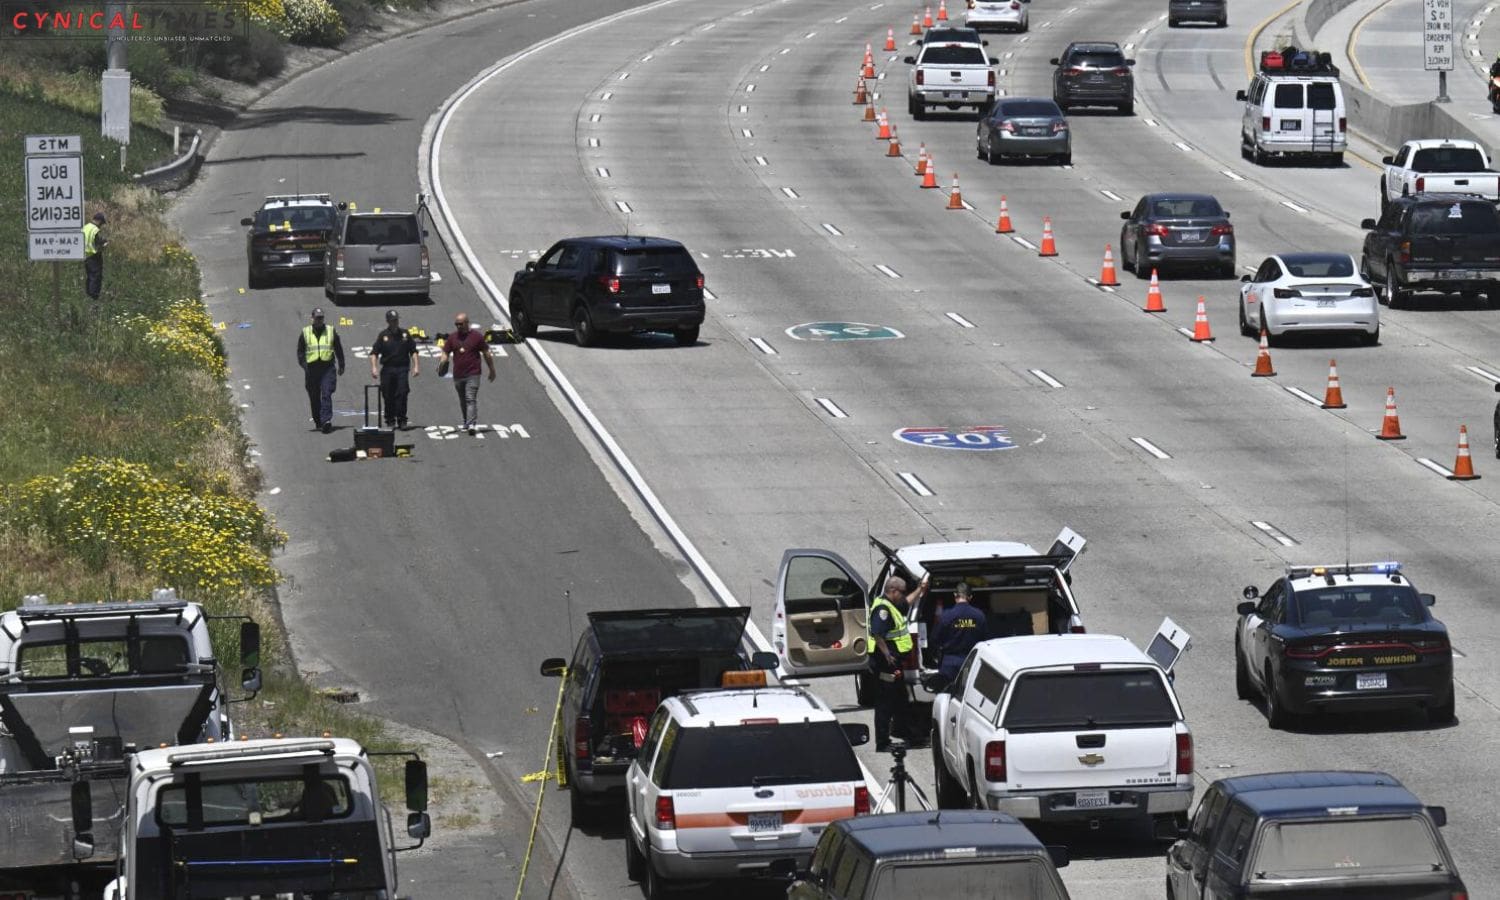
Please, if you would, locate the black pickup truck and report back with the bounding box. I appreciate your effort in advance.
[1360,193,1500,309]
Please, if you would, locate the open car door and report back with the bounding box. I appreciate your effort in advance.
[773,549,870,678]
[1047,527,1087,573]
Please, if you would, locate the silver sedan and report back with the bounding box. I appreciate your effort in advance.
[1238,252,1379,345]
[976,98,1070,165]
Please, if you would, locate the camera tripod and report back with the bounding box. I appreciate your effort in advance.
[873,740,932,813]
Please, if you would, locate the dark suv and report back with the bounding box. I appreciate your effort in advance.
[241,194,338,289]
[1360,193,1500,308]
[1169,0,1227,27]
[538,608,775,823]
[508,235,706,347]
[1051,42,1136,114]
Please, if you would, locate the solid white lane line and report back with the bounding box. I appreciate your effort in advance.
[1100,189,1123,202]
[1252,521,1298,546]
[1465,365,1500,383]
[755,156,769,166]
[1280,200,1308,213]
[743,128,754,137]
[1132,437,1172,459]
[1418,458,1455,477]
[1221,169,1245,181]
[1029,368,1064,388]
[816,397,849,419]
[875,264,901,278]
[596,167,610,177]
[1284,386,1324,406]
[751,337,778,355]
[898,472,935,497]
[822,223,844,236]
[615,200,632,213]
[946,312,976,328]
[781,187,799,198]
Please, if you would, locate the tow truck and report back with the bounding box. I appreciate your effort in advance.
[0,591,260,899]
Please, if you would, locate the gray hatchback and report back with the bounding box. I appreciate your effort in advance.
[1120,193,1236,278]
[324,209,431,302]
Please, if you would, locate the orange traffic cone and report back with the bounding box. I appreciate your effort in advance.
[1038,217,1057,256]
[884,28,896,51]
[863,96,877,122]
[876,109,892,140]
[1321,359,1346,409]
[863,59,875,79]
[887,124,903,156]
[947,173,964,209]
[1143,269,1166,312]
[995,195,1014,233]
[853,76,868,105]
[938,0,949,21]
[914,143,928,176]
[920,155,939,188]
[863,43,873,67]
[911,13,922,34]
[1251,329,1276,377]
[923,6,934,27]
[1375,387,1405,440]
[1099,244,1119,286]
[1450,425,1480,480]
[1190,296,1214,342]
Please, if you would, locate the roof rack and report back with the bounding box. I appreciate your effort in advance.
[13,598,189,621]
[167,739,337,767]
[1259,46,1340,76]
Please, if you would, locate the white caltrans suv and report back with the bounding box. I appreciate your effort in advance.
[931,635,1194,837]
[624,686,871,899]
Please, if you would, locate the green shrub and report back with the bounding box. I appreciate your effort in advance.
[283,0,346,46]
[196,22,286,82]
[330,0,372,32]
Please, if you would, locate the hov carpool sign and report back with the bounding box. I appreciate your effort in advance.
[25,134,85,261]
[786,322,905,341]
[895,426,1018,451]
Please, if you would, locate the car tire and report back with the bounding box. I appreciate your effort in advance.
[987,137,1000,166]
[908,95,917,116]
[1217,15,1227,26]
[572,303,598,348]
[1238,300,1254,337]
[1264,664,1294,730]
[1379,182,1390,214]
[247,267,265,290]
[1260,312,1277,347]
[1360,325,1380,346]
[1235,640,1253,700]
[1134,248,1151,280]
[510,295,538,338]
[1462,288,1483,307]
[643,846,672,900]
[934,743,967,809]
[673,325,699,346]
[1252,144,1267,166]
[967,761,986,810]
[855,671,876,708]
[1385,263,1407,310]
[625,826,647,882]
[1428,691,1456,725]
[1119,100,1134,116]
[569,778,593,827]
[1168,16,1179,26]
[1059,152,1072,166]
[1220,261,1238,279]
[1329,152,1344,167]
[913,99,927,121]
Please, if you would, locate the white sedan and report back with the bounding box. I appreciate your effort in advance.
[966,0,1029,32]
[1238,252,1379,346]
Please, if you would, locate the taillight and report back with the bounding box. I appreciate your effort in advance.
[695,274,705,289]
[1272,287,1300,298]
[1010,1,1020,7]
[1413,638,1450,654]
[999,120,1015,133]
[988,70,996,87]
[573,716,591,760]
[598,275,621,294]
[1338,116,1346,132]
[853,785,871,815]
[1144,223,1170,237]
[1066,66,1085,75]
[1351,286,1374,297]
[1262,116,1271,131]
[1111,66,1130,76]
[420,246,430,270]
[983,740,1006,782]
[1211,223,1233,236]
[1176,733,1193,776]
[1416,176,1425,192]
[1399,241,1411,264]
[334,249,345,272]
[1069,624,1086,634]
[1052,121,1068,133]
[654,796,676,829]
[916,70,925,85]
[1286,643,1332,659]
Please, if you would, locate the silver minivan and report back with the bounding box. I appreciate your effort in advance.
[324,209,430,302]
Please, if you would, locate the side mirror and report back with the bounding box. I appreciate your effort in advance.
[524,260,536,271]
[1381,155,1394,165]
[1493,382,1500,393]
[1049,57,1060,65]
[407,811,432,840]
[241,668,263,694]
[337,201,348,210]
[1237,601,1257,616]
[240,217,254,227]
[405,759,429,812]
[903,55,916,64]
[1223,210,1231,218]
[422,229,430,238]
[1428,806,1447,827]
[750,651,780,671]
[1126,58,1137,66]
[842,722,871,747]
[1420,593,1436,606]
[1240,274,1252,283]
[1046,844,1070,868]
[1235,89,1247,101]
[1360,218,1377,230]
[989,57,1000,65]
[1243,585,1260,600]
[539,657,567,678]
[71,781,94,860]
[240,621,262,694]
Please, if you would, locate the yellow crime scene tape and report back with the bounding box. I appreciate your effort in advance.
[513,667,569,900]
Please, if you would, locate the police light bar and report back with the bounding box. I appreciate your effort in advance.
[14,598,189,620]
[1285,561,1402,578]
[263,193,333,204]
[168,739,336,767]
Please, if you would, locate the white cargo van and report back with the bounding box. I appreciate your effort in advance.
[1236,48,1346,166]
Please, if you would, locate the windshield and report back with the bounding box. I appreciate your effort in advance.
[663,721,861,789]
[1410,147,1487,173]
[870,859,1067,899]
[1003,669,1177,730]
[1252,816,1446,879]
[1281,254,1355,278]
[158,774,353,827]
[19,635,189,678]
[1291,585,1426,627]
[254,206,336,232]
[1410,201,1500,235]
[922,46,988,65]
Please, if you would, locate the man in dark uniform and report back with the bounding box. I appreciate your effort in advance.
[869,573,929,752]
[296,308,345,433]
[369,310,419,428]
[934,582,988,691]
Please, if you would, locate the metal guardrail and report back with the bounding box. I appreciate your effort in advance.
[133,128,202,190]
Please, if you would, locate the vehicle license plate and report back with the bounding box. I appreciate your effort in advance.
[371,262,397,273]
[946,91,963,99]
[1317,299,1336,307]
[652,283,671,294]
[1281,119,1302,130]
[292,253,311,265]
[1356,672,1387,690]
[1075,790,1110,809]
[1180,229,1203,242]
[1088,74,1105,82]
[1438,269,1477,280]
[748,812,783,832]
[1025,127,1049,136]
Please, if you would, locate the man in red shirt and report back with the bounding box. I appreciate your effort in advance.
[438,312,496,435]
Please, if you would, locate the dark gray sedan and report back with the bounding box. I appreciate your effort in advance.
[976,98,1070,165]
[1119,193,1236,279]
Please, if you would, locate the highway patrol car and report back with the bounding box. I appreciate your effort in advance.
[1234,562,1454,728]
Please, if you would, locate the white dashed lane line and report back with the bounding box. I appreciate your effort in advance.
[781,187,799,198]
[747,83,756,92]
[743,128,754,138]
[875,264,902,278]
[821,223,844,236]
[1418,458,1456,478]
[1283,386,1325,407]
[1144,118,1159,127]
[780,47,791,54]
[1280,200,1309,213]
[601,91,613,100]
[1029,368,1064,388]
[1100,189,1123,202]
[641,53,653,62]
[1252,521,1298,546]
[755,156,769,166]
[589,113,601,122]
[1464,365,1500,383]
[751,337,778,355]
[1221,169,1245,181]
[588,138,599,147]
[898,472,935,497]
[596,167,609,177]
[614,200,632,213]
[760,64,771,72]
[1174,141,1193,152]
[669,37,682,45]
[1011,235,1037,250]
[1132,437,1172,459]
[739,104,748,113]
[816,397,849,419]
[945,312,976,328]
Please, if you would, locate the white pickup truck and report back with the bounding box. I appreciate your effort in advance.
[1381,139,1500,211]
[930,634,1195,837]
[904,41,998,120]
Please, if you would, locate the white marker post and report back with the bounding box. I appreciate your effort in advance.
[24,134,85,322]
[1424,0,1455,101]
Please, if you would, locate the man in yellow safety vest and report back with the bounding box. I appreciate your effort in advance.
[870,573,929,752]
[296,307,345,433]
[82,212,107,301]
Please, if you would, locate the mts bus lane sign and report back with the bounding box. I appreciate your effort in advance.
[25,134,84,261]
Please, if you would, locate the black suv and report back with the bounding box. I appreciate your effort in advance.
[1051,42,1136,114]
[508,235,706,347]
[240,194,339,289]
[1168,0,1227,27]
[538,608,775,823]
[781,811,1071,900]
[1166,771,1463,899]
[1360,193,1500,308]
